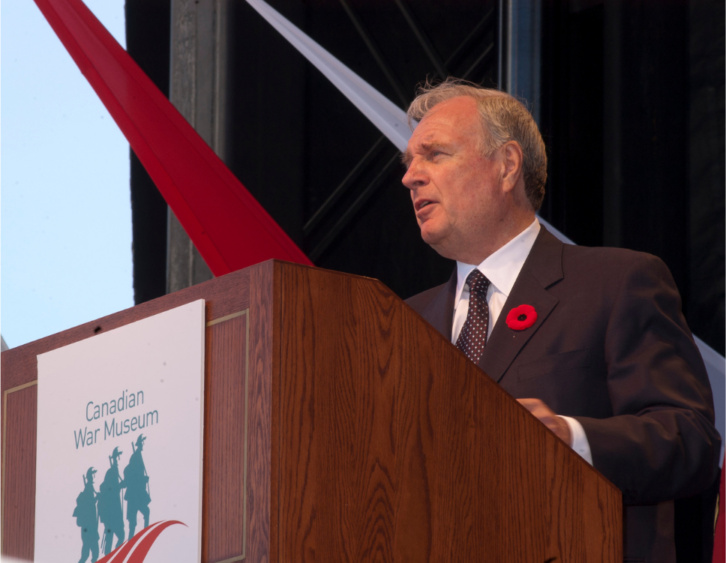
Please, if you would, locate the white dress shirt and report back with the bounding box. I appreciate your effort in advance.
[452,218,593,464]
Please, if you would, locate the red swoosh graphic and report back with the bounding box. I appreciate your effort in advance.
[33,0,312,274]
[96,520,187,563]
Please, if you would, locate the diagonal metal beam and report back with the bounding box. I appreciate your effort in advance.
[338,0,410,106]
[304,5,499,245]
[445,5,497,69]
[304,136,390,236]
[307,150,403,262]
[394,0,448,78]
[461,43,496,83]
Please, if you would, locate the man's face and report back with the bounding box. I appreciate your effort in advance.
[402,96,510,263]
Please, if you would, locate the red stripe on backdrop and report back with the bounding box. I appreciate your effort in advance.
[33,0,313,275]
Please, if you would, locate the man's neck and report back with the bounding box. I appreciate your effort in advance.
[457,212,536,265]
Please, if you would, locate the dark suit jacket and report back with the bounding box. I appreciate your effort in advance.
[406,226,721,562]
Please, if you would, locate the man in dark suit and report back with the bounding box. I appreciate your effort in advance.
[401,79,721,562]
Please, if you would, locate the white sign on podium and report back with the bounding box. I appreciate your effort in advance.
[34,300,205,563]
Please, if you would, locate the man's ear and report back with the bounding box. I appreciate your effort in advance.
[500,141,524,193]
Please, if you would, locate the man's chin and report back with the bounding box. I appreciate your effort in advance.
[420,232,456,260]
[420,229,442,248]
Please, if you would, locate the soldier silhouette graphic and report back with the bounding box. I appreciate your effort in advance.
[98,447,126,554]
[73,467,99,563]
[124,434,151,538]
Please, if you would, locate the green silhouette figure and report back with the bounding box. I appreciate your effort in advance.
[72,467,99,563]
[98,447,125,554]
[124,434,151,538]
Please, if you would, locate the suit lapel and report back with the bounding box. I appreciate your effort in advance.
[417,271,457,341]
[479,227,565,382]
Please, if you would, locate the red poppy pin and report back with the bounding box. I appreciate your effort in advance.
[506,304,537,331]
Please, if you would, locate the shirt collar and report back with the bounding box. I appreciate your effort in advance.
[455,218,540,301]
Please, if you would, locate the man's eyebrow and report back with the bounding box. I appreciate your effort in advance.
[401,142,445,167]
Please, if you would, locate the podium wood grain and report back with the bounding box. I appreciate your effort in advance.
[2,261,622,562]
[269,263,621,562]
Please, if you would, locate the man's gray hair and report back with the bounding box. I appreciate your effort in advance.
[407,78,547,211]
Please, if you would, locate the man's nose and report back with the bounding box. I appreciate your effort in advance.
[402,161,426,190]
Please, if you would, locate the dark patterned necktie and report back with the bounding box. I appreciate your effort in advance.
[456,269,491,363]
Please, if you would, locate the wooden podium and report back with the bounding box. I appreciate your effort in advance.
[2,261,621,562]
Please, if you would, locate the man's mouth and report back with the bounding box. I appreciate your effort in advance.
[415,199,435,212]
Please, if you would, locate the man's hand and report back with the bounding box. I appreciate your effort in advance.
[517,398,572,446]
